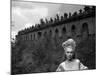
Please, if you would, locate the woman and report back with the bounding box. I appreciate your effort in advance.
[56,39,88,72]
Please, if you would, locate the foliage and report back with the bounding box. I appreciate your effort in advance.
[12,34,96,74]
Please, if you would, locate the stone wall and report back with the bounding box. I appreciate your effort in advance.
[12,6,96,74]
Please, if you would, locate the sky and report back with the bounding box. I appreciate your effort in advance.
[11,0,85,39]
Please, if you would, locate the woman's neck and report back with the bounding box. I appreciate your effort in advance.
[66,59,75,63]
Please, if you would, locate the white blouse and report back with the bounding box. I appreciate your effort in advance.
[56,59,88,72]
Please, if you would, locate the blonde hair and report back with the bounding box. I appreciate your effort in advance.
[62,39,76,50]
[62,39,76,61]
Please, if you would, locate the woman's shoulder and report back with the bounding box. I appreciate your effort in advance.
[59,61,66,66]
[74,59,80,63]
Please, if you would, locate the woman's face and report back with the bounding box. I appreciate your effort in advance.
[64,46,74,61]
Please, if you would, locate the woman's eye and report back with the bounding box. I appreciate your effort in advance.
[67,52,69,53]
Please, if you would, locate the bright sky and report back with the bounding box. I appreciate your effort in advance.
[11,0,84,39]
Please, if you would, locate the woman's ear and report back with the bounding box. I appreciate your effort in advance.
[62,43,65,48]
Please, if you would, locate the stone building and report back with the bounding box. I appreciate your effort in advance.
[12,6,96,74]
[16,6,95,46]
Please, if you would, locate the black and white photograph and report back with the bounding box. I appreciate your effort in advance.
[11,0,96,75]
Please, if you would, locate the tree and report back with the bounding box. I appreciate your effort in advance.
[64,13,68,19]
[45,18,48,23]
[73,11,77,16]
[50,18,53,23]
[61,16,64,20]
[84,6,91,12]
[56,14,59,21]
[69,12,71,18]
[79,9,82,14]
[40,19,45,24]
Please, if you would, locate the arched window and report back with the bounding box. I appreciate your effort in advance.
[22,36,24,40]
[71,25,76,36]
[62,26,66,34]
[24,36,26,40]
[81,23,89,39]
[30,34,32,40]
[55,28,59,37]
[71,25,76,31]
[27,35,29,40]
[24,36,25,40]
[38,32,42,38]
[55,28,59,33]
[34,34,35,40]
[49,30,52,36]
[26,36,27,40]
[25,36,26,40]
[82,23,89,31]
[44,31,47,37]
